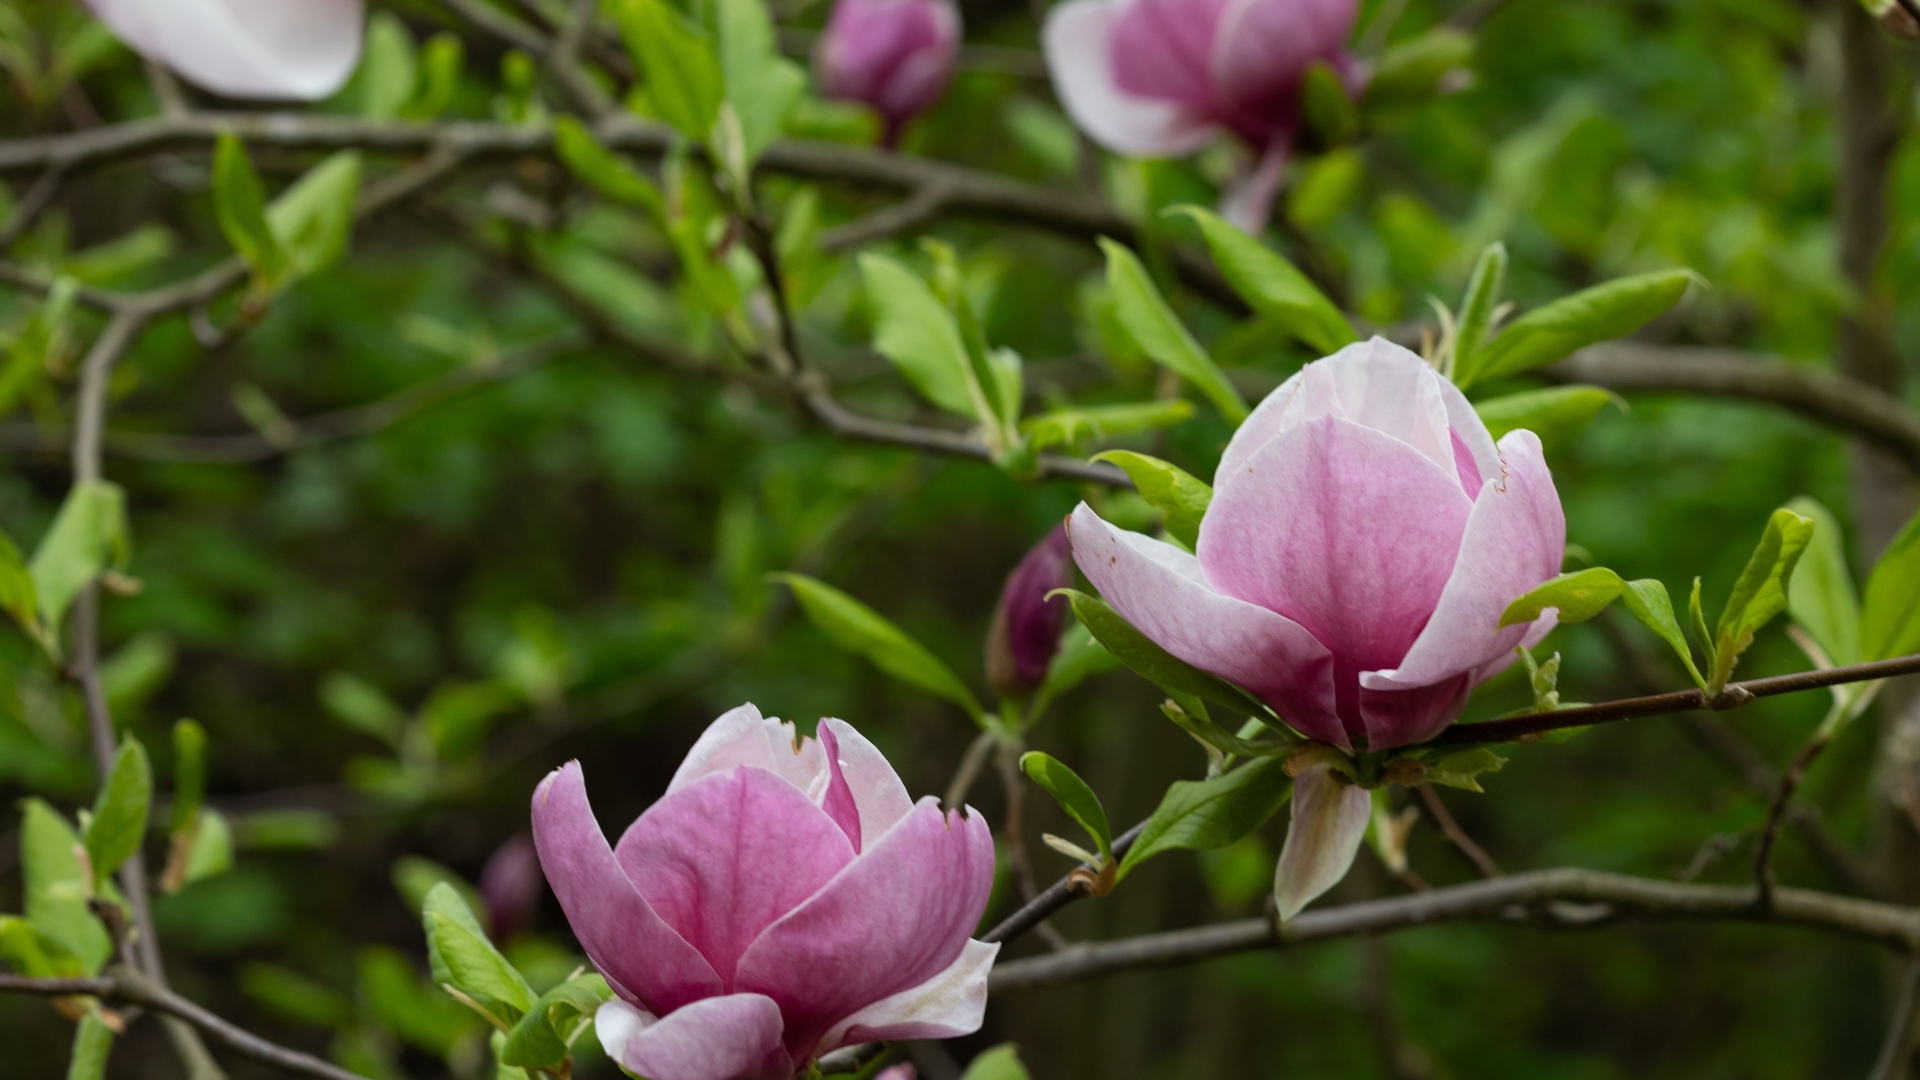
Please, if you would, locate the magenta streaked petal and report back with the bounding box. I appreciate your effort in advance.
[1449,429,1485,500]
[734,798,995,1062]
[1272,762,1370,919]
[1044,0,1217,157]
[614,767,854,986]
[819,718,915,843]
[1067,502,1343,745]
[1357,674,1472,751]
[595,995,791,1080]
[1438,375,1501,484]
[85,0,363,100]
[1108,0,1235,105]
[1209,0,1358,107]
[819,938,999,1052]
[816,722,864,851]
[530,764,722,1013]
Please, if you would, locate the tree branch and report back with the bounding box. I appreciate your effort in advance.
[987,867,1920,993]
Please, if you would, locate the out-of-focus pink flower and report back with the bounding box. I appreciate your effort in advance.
[480,834,541,942]
[1041,0,1359,230]
[1067,338,1565,752]
[985,526,1073,700]
[84,0,364,101]
[815,0,962,143]
[531,704,998,1080]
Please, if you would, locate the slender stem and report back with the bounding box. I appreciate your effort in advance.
[1415,783,1502,878]
[1870,955,1920,1080]
[1753,734,1833,909]
[980,819,1149,945]
[943,730,997,810]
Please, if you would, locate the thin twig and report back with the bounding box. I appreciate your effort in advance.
[818,182,953,251]
[1415,783,1502,878]
[1869,955,1920,1080]
[981,819,1149,945]
[0,166,63,249]
[1754,735,1832,909]
[944,730,997,810]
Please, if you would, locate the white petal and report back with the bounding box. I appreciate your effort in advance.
[86,0,363,101]
[818,938,999,1052]
[1273,763,1370,920]
[667,703,777,793]
[1043,0,1217,157]
[819,718,915,841]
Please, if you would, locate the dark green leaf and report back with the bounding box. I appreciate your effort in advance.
[319,672,408,747]
[212,134,285,283]
[1165,206,1358,355]
[554,117,666,221]
[773,573,984,721]
[1099,238,1248,423]
[1118,757,1292,878]
[1090,451,1213,551]
[29,480,129,645]
[84,737,151,890]
[1619,578,1705,688]
[1709,507,1815,689]
[1450,241,1507,383]
[1471,269,1697,384]
[1019,752,1111,861]
[65,1008,115,1080]
[611,0,725,142]
[1863,504,1920,661]
[1786,496,1861,667]
[0,527,46,652]
[1056,588,1266,716]
[1300,60,1358,143]
[1159,698,1295,758]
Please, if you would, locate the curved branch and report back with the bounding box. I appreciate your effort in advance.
[1545,343,1920,470]
[987,867,1920,992]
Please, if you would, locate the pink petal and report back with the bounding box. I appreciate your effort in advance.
[1108,0,1235,106]
[1218,141,1290,235]
[530,764,722,1013]
[819,718,915,844]
[595,995,791,1080]
[1449,429,1485,501]
[1215,338,1459,493]
[1357,675,1472,752]
[1272,762,1370,919]
[615,768,855,986]
[84,0,363,101]
[818,938,999,1052]
[817,723,864,851]
[1438,376,1501,486]
[1209,0,1358,108]
[1199,416,1472,733]
[1043,0,1217,157]
[734,798,995,1062]
[1067,503,1343,746]
[670,705,829,800]
[1359,428,1566,730]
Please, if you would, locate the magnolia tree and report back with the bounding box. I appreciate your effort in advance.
[2,0,1920,1078]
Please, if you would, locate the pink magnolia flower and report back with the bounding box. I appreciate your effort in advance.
[985,525,1073,700]
[85,0,364,101]
[1067,337,1565,752]
[479,834,541,942]
[531,704,998,1080]
[816,0,962,144]
[1041,0,1359,230]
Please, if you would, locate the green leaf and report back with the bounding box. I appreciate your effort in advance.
[1422,748,1508,793]
[356,12,418,121]
[1470,269,1697,385]
[267,151,362,282]
[394,856,487,922]
[30,479,129,645]
[212,134,286,284]
[1689,576,1715,675]
[422,882,536,1028]
[1299,60,1358,144]
[1364,27,1475,111]
[65,1008,115,1080]
[1056,588,1266,717]
[422,679,518,759]
[1089,452,1213,551]
[773,572,985,721]
[240,960,353,1029]
[1165,206,1358,355]
[1159,697,1295,758]
[84,737,151,890]
[859,253,977,420]
[20,799,111,976]
[1500,567,1626,627]
[1450,241,1507,383]
[1099,238,1249,423]
[611,0,725,142]
[1709,507,1816,690]
[357,945,485,1056]
[959,1044,1032,1080]
[1019,752,1112,861]
[1619,578,1706,688]
[1862,504,1920,661]
[1786,496,1861,667]
[170,719,207,835]
[1472,385,1623,445]
[716,0,805,164]
[554,117,665,221]
[319,671,408,747]
[181,808,233,885]
[405,33,465,120]
[0,527,47,652]
[500,972,614,1068]
[1020,400,1195,453]
[1028,622,1119,722]
[1118,756,1292,878]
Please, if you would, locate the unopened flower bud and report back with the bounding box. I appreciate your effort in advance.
[815,0,962,144]
[985,526,1073,701]
[480,833,541,941]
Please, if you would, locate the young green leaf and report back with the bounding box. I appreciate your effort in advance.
[170,719,207,835]
[554,117,666,222]
[1164,206,1358,355]
[1862,504,1920,661]
[1422,747,1508,793]
[406,33,465,120]
[859,253,977,420]
[85,738,152,890]
[1019,752,1112,862]
[1708,507,1815,690]
[611,0,726,142]
[773,572,985,722]
[1090,451,1213,551]
[1472,385,1623,445]
[212,134,286,284]
[0,527,47,652]
[1160,698,1295,758]
[267,151,362,282]
[1098,238,1249,423]
[959,1044,1032,1080]
[500,972,614,1068]
[1471,269,1697,384]
[1500,567,1627,627]
[1619,578,1705,688]
[422,882,536,1028]
[716,0,805,163]
[1055,588,1266,716]
[30,479,129,644]
[1299,61,1358,144]
[1119,756,1292,878]
[65,1008,115,1080]
[1688,576,1715,673]
[1020,400,1195,453]
[1450,241,1507,383]
[20,800,112,976]
[0,914,81,979]
[319,671,409,747]
[180,808,233,886]
[1364,27,1475,111]
[356,12,418,121]
[1786,496,1861,667]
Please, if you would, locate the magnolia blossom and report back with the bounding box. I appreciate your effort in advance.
[531,704,997,1080]
[984,525,1073,700]
[816,0,962,142]
[84,0,363,101]
[1068,337,1565,752]
[479,834,541,942]
[1041,0,1359,230]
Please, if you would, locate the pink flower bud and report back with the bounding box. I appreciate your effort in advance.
[985,525,1073,701]
[84,0,364,101]
[1067,339,1566,752]
[532,705,998,1079]
[480,833,541,942]
[815,0,962,143]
